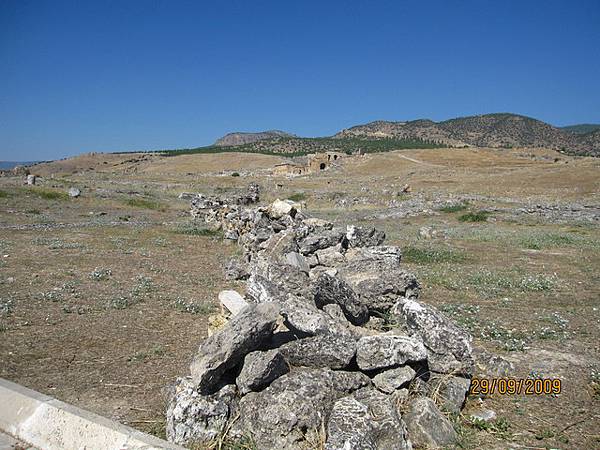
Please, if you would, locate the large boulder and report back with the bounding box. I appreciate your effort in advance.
[313,273,368,325]
[338,247,419,312]
[190,302,280,394]
[298,228,346,255]
[346,225,386,248]
[356,334,427,371]
[433,375,471,414]
[279,334,357,369]
[166,378,238,446]
[326,388,412,450]
[267,199,297,219]
[236,349,289,394]
[232,368,371,450]
[392,298,473,374]
[404,397,457,448]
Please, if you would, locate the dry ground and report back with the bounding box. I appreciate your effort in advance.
[1,147,599,449]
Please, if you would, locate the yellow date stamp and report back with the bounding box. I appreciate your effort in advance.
[469,378,561,395]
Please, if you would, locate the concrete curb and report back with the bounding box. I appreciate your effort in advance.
[0,378,185,450]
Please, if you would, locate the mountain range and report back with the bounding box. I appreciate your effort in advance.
[211,113,600,157]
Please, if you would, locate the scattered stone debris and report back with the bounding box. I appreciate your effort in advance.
[166,186,506,449]
[26,174,36,185]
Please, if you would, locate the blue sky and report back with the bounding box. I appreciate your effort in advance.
[1,0,599,160]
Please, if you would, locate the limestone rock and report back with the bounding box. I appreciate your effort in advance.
[325,396,377,450]
[190,302,280,394]
[236,349,289,394]
[279,334,357,369]
[346,225,386,248]
[356,334,427,371]
[435,375,471,413]
[315,245,346,267]
[313,273,368,325]
[472,346,514,377]
[372,365,416,394]
[284,251,310,273]
[280,294,354,337]
[268,199,296,219]
[232,368,371,450]
[298,228,346,255]
[471,409,497,422]
[68,187,80,197]
[218,290,248,316]
[166,378,238,446]
[393,298,473,374]
[404,397,457,448]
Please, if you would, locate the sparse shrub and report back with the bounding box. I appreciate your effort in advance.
[231,172,240,177]
[124,198,163,210]
[0,298,15,317]
[0,190,9,198]
[26,209,41,215]
[108,296,137,309]
[32,188,68,200]
[288,192,306,202]
[174,297,214,315]
[403,246,466,264]
[90,267,112,281]
[439,203,468,213]
[458,210,490,222]
[173,224,222,237]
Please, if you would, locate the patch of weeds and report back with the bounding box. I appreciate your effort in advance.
[534,428,555,440]
[518,273,558,291]
[471,416,511,438]
[32,237,84,250]
[124,198,163,210]
[0,298,15,317]
[519,232,578,249]
[90,267,112,281]
[145,419,167,440]
[458,210,490,222]
[467,269,557,296]
[174,297,215,315]
[128,345,165,362]
[131,275,155,297]
[287,192,306,202]
[439,202,468,213]
[153,237,169,247]
[108,296,137,309]
[0,190,9,198]
[173,224,223,238]
[403,246,466,264]
[439,304,480,332]
[231,172,240,177]
[31,188,69,200]
[118,215,132,222]
[38,290,63,303]
[25,209,41,214]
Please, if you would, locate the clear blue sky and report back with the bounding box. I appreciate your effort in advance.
[1,0,599,160]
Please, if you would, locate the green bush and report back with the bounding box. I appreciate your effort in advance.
[403,246,466,264]
[458,210,490,222]
[173,225,222,237]
[0,190,9,198]
[439,203,468,213]
[231,172,240,177]
[287,192,306,202]
[124,198,163,210]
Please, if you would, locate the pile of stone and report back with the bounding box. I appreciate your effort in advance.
[167,191,500,449]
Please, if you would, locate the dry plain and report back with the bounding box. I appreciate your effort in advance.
[0,147,599,449]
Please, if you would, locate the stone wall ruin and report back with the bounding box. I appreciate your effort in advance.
[168,185,507,449]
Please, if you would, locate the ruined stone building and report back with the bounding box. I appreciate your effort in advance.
[273,151,345,177]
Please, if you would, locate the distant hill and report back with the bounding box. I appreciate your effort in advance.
[0,161,40,170]
[214,130,296,146]
[336,113,599,156]
[560,124,600,135]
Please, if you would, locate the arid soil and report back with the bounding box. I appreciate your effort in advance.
[1,147,599,449]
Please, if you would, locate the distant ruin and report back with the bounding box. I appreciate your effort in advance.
[273,151,345,176]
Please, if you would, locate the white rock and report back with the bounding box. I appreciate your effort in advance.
[218,290,248,316]
[268,199,295,219]
[68,187,81,198]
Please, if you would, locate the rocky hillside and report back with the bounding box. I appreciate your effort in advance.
[561,124,600,135]
[214,130,296,147]
[336,113,600,156]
